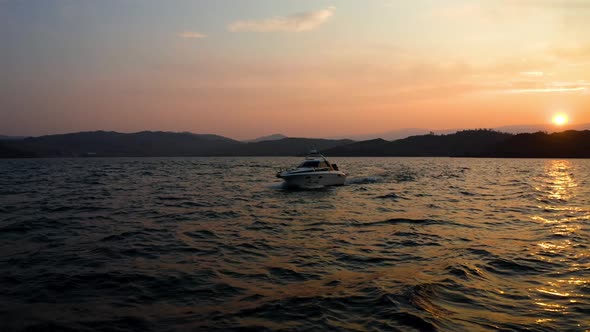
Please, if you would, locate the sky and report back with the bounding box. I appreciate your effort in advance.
[1,0,589,139]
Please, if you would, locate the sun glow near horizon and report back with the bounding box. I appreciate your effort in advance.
[552,113,569,127]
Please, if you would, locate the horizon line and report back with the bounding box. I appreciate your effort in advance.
[2,123,589,141]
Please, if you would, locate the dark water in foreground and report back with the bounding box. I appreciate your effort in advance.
[1,157,589,331]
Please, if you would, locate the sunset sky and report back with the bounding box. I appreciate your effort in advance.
[1,0,589,139]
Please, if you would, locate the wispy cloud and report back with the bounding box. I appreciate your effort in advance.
[497,80,590,94]
[179,31,207,39]
[228,7,335,32]
[504,87,588,93]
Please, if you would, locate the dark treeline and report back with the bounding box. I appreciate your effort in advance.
[1,129,589,158]
[325,129,513,157]
[0,131,351,158]
[325,129,590,158]
[486,130,590,158]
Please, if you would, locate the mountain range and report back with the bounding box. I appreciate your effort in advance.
[0,135,25,141]
[324,130,513,157]
[331,123,590,141]
[323,130,590,158]
[244,133,287,143]
[1,129,590,158]
[0,131,351,158]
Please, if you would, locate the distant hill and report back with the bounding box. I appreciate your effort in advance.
[494,123,590,134]
[321,138,392,156]
[245,133,287,143]
[221,138,354,156]
[325,130,513,157]
[333,123,590,141]
[1,131,242,157]
[0,131,353,158]
[0,142,36,158]
[488,130,590,158]
[2,129,590,158]
[333,128,432,141]
[0,135,26,141]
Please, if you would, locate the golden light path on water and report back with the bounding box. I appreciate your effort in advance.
[531,160,589,329]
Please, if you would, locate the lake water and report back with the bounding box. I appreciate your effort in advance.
[0,157,589,331]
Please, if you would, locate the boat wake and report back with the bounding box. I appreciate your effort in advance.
[346,176,383,185]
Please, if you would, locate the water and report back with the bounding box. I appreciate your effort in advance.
[0,157,589,331]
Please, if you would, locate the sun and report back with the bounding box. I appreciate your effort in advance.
[552,113,569,126]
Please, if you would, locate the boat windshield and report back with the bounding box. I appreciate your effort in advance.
[298,160,320,168]
[297,160,330,168]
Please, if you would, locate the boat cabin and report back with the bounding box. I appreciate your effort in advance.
[297,159,335,170]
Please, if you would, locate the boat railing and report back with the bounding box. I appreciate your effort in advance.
[279,166,332,173]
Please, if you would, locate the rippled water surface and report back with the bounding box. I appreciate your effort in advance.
[1,157,589,331]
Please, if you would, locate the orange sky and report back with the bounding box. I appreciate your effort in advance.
[1,0,589,139]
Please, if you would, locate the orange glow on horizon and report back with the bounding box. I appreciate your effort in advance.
[552,114,569,126]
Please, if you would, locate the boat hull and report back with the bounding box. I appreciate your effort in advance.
[279,171,347,188]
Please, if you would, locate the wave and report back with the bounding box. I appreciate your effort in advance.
[346,176,383,185]
[2,157,589,331]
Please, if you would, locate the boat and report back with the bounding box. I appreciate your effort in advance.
[276,150,347,188]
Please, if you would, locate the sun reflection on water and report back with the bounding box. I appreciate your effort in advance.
[530,160,589,318]
[543,160,577,201]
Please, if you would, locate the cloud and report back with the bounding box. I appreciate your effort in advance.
[495,80,590,94]
[504,87,588,93]
[228,7,335,32]
[179,32,207,39]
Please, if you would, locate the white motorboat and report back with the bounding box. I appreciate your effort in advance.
[276,150,347,188]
